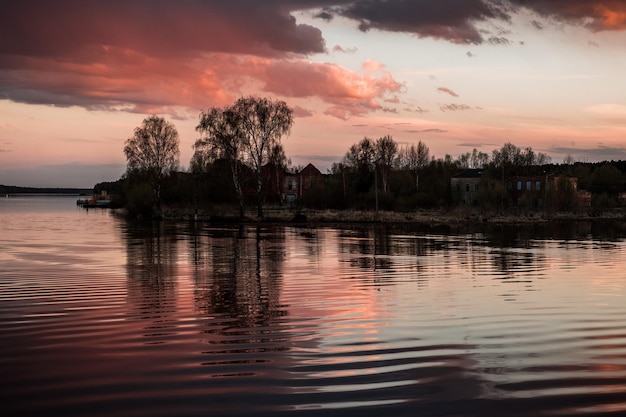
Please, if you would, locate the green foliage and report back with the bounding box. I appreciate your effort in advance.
[477,177,506,210]
[94,180,123,196]
[549,176,578,211]
[572,164,591,190]
[124,180,156,218]
[592,192,617,209]
[590,164,624,194]
[297,177,347,210]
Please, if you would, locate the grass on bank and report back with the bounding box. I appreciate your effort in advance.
[114,203,626,226]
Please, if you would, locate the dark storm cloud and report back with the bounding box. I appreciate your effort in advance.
[0,1,327,60]
[310,0,626,43]
[510,0,626,31]
[322,0,510,44]
[3,1,624,62]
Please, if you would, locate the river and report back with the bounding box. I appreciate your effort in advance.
[2,195,626,416]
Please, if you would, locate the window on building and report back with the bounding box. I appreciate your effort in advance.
[474,184,479,191]
[288,181,293,191]
[526,180,531,190]
[536,181,541,191]
[517,181,522,191]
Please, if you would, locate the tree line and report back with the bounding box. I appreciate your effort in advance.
[103,96,626,217]
[117,96,293,217]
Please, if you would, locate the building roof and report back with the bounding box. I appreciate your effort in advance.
[299,163,322,176]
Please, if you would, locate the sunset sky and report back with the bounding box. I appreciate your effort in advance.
[2,0,626,188]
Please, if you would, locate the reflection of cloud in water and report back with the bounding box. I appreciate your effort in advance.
[113,221,626,415]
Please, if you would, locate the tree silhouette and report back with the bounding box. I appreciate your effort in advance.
[124,115,180,209]
[233,96,293,218]
[268,143,290,204]
[195,106,246,217]
[396,141,430,191]
[375,135,397,194]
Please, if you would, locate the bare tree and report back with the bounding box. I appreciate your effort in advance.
[124,115,180,208]
[492,143,551,170]
[492,142,521,168]
[457,152,470,169]
[268,143,290,204]
[397,141,429,190]
[344,137,376,169]
[194,106,246,217]
[233,96,293,218]
[375,135,397,193]
[470,148,489,169]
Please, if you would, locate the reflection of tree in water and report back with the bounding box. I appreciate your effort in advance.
[489,249,542,278]
[295,227,323,259]
[336,225,554,294]
[339,225,394,270]
[192,226,287,332]
[124,220,179,324]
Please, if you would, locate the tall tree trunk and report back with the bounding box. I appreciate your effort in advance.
[381,166,388,193]
[230,161,244,218]
[256,172,263,218]
[275,166,282,205]
[153,173,162,211]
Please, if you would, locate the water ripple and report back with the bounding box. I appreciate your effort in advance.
[3,202,626,416]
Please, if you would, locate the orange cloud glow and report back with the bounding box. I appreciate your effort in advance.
[594,5,626,30]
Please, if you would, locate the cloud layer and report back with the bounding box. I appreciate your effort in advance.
[2,0,625,118]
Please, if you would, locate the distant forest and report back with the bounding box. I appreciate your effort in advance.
[0,185,92,195]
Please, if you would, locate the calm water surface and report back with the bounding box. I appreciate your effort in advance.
[2,196,626,416]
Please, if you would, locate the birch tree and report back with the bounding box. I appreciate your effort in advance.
[124,115,180,209]
[397,141,429,190]
[375,135,397,193]
[194,106,246,217]
[233,96,293,218]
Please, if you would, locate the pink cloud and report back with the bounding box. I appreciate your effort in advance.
[437,87,459,97]
[4,0,623,124]
[262,60,404,118]
[362,59,385,72]
[293,105,315,118]
[1,48,404,120]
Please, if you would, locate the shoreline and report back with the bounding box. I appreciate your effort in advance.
[119,206,626,226]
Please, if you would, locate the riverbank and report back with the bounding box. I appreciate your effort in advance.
[122,206,626,226]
